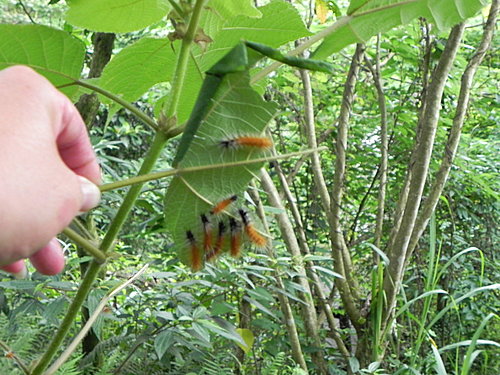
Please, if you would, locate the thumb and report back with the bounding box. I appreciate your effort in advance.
[78,176,101,212]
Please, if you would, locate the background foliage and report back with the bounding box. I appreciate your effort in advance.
[0,0,498,374]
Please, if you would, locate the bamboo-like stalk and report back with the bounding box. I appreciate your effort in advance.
[382,23,466,332]
[328,44,366,327]
[273,160,352,369]
[364,36,388,251]
[385,24,433,258]
[406,0,498,263]
[248,183,309,373]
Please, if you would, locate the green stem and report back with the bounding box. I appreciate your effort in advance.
[73,80,158,132]
[31,261,102,375]
[99,147,327,192]
[163,0,207,119]
[31,2,208,372]
[100,131,168,252]
[62,228,107,264]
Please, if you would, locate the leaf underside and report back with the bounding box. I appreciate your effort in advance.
[163,72,277,269]
[0,24,85,97]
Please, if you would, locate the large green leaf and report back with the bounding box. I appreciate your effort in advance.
[198,0,312,70]
[94,1,309,124]
[164,72,277,269]
[175,0,311,123]
[65,0,171,33]
[0,24,85,97]
[199,0,262,38]
[313,0,489,58]
[98,38,178,104]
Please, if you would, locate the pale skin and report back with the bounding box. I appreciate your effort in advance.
[0,65,101,276]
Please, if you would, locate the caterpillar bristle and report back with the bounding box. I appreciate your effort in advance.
[186,230,202,272]
[238,209,266,247]
[220,136,272,150]
[229,218,242,257]
[210,195,237,214]
[200,214,212,251]
[206,221,226,262]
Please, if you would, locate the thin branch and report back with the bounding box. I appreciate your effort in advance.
[62,228,107,264]
[364,35,388,251]
[383,23,466,331]
[18,1,36,24]
[0,340,30,374]
[406,0,499,263]
[299,68,332,213]
[273,160,352,367]
[99,147,327,192]
[45,265,150,375]
[329,44,366,321]
[248,182,310,373]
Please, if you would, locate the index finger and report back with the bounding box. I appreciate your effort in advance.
[55,93,101,184]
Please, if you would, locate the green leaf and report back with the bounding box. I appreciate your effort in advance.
[313,0,488,59]
[243,296,278,319]
[430,342,448,375]
[0,24,85,97]
[176,1,312,124]
[0,280,37,290]
[312,265,344,279]
[163,71,276,268]
[200,0,262,38]
[98,37,177,106]
[236,328,254,354]
[245,41,334,73]
[200,318,246,346]
[192,322,211,342]
[155,330,175,360]
[65,0,171,33]
[208,0,261,19]
[197,0,312,72]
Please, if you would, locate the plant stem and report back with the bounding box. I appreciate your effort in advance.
[62,228,107,264]
[73,79,158,132]
[44,265,150,375]
[0,340,30,374]
[99,147,327,192]
[31,261,102,375]
[163,0,206,120]
[32,2,208,373]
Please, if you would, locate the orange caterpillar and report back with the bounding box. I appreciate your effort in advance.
[210,195,237,214]
[200,214,212,251]
[219,136,272,150]
[238,209,267,247]
[206,221,226,262]
[229,218,242,257]
[186,230,202,272]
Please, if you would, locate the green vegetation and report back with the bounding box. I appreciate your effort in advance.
[0,0,498,374]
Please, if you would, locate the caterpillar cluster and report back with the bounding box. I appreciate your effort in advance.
[184,196,267,271]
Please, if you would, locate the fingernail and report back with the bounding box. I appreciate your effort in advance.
[79,176,101,212]
[14,266,28,279]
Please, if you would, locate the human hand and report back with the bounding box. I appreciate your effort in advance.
[0,66,101,276]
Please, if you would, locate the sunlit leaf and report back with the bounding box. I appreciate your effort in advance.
[0,24,85,97]
[66,0,171,33]
[313,0,488,58]
[316,0,329,23]
[236,328,254,353]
